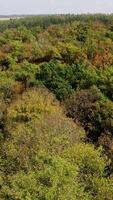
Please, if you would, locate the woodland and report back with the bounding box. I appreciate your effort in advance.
[0,14,113,199]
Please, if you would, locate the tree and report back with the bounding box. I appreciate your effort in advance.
[65,86,113,141]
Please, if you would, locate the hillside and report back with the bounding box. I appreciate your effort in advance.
[0,14,113,199]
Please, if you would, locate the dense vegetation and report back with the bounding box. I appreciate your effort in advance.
[0,14,113,199]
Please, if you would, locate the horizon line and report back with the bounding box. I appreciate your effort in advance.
[0,12,113,16]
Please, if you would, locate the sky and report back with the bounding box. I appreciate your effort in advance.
[0,0,113,15]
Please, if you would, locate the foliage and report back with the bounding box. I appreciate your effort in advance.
[1,14,113,199]
[65,87,113,141]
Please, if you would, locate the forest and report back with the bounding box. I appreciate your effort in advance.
[0,14,113,199]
